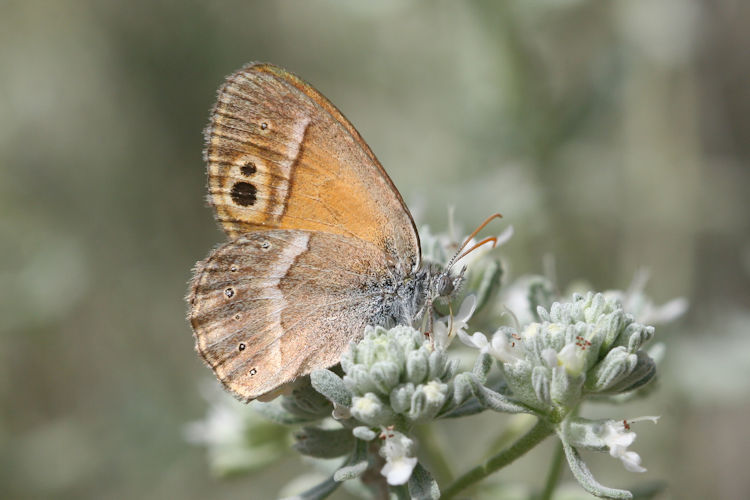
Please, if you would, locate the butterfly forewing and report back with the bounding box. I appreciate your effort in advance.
[189,230,397,401]
[205,63,420,272]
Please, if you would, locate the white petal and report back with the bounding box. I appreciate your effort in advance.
[620,451,646,473]
[495,225,514,247]
[458,330,488,350]
[489,331,525,363]
[456,295,477,323]
[381,456,418,485]
[645,298,688,324]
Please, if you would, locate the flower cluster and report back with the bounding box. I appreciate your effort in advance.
[341,325,456,426]
[471,292,657,417]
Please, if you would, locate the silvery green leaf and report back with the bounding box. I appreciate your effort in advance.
[536,305,551,322]
[458,375,530,414]
[333,460,368,482]
[605,351,656,394]
[406,350,429,384]
[531,365,551,406]
[344,365,377,395]
[310,369,352,407]
[408,463,440,500]
[452,373,474,406]
[427,350,447,380]
[473,351,493,383]
[550,367,583,409]
[390,383,415,414]
[562,441,633,499]
[585,347,634,393]
[370,361,401,395]
[293,427,354,458]
[408,388,428,421]
[281,390,332,420]
[621,323,655,353]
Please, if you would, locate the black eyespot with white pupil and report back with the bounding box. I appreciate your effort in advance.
[249,368,257,376]
[224,287,235,298]
[238,343,246,351]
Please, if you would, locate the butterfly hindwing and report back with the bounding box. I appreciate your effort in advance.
[188,230,397,401]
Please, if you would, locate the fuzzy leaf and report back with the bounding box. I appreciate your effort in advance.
[562,441,633,499]
[294,427,354,458]
[311,369,352,407]
[408,463,440,500]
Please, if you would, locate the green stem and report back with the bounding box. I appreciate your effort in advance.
[539,441,565,500]
[414,424,454,484]
[441,419,553,500]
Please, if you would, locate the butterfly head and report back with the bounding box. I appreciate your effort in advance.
[432,265,465,302]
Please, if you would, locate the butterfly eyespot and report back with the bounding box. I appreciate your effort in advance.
[230,181,257,207]
[240,162,256,176]
[260,122,268,130]
[238,342,246,351]
[230,265,238,272]
[224,287,235,298]
[234,313,241,320]
[260,241,271,250]
[249,368,258,376]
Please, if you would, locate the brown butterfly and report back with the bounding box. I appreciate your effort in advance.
[188,63,499,402]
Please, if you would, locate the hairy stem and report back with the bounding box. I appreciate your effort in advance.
[539,441,565,500]
[441,419,553,499]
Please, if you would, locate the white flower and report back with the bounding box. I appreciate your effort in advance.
[432,294,476,351]
[458,327,525,364]
[555,343,586,375]
[379,430,418,485]
[599,416,659,473]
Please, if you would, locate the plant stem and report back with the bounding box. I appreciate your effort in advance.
[539,441,565,500]
[415,423,454,484]
[441,419,553,499]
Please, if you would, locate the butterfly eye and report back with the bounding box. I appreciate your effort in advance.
[224,287,235,298]
[438,275,454,296]
[249,368,258,376]
[230,265,238,272]
[260,241,271,250]
[238,342,246,351]
[260,122,268,130]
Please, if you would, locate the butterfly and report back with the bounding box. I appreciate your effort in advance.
[188,63,500,402]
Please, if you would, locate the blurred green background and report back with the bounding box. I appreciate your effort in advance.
[2,1,748,498]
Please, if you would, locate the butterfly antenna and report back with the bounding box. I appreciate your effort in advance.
[454,236,499,264]
[448,213,503,269]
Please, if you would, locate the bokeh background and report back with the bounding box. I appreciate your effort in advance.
[2,1,748,498]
